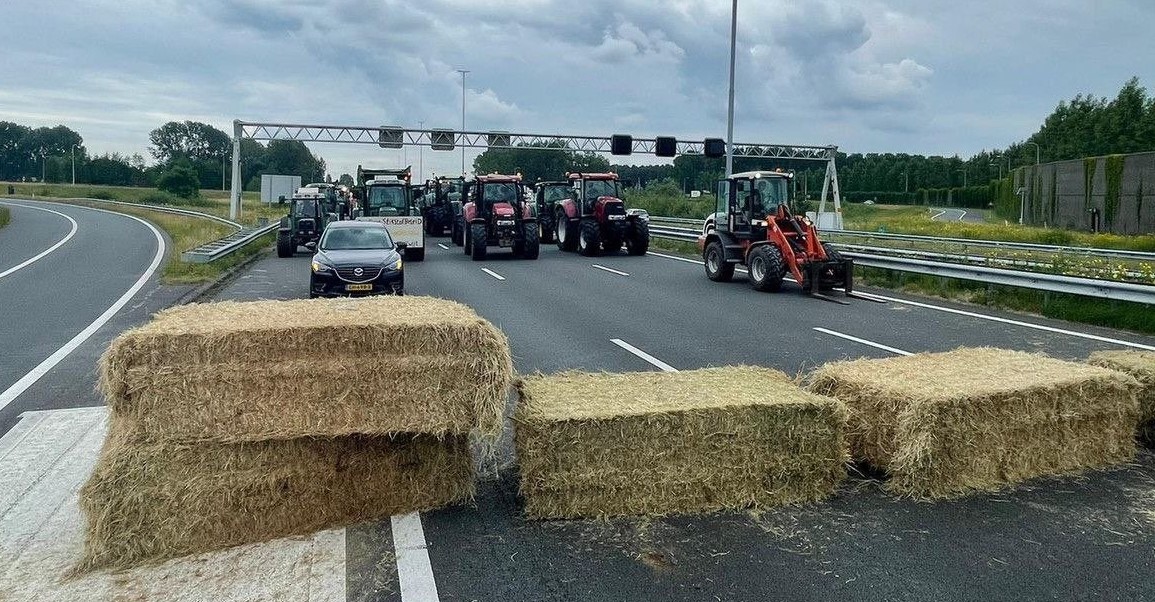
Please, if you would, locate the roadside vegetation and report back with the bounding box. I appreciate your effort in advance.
[3,182,281,225]
[0,205,9,229]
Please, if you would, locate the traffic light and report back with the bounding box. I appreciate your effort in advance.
[703,138,726,158]
[610,134,633,156]
[654,136,677,158]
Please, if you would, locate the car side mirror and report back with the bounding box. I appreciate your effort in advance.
[395,242,408,251]
[305,241,317,249]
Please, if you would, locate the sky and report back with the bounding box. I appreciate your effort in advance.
[3,0,1154,180]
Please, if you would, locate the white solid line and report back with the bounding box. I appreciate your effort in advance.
[391,512,441,602]
[0,203,79,280]
[858,292,1155,351]
[813,327,914,356]
[611,338,678,372]
[480,268,505,281]
[0,207,166,413]
[437,243,449,250]
[646,250,700,265]
[956,210,967,221]
[591,264,629,276]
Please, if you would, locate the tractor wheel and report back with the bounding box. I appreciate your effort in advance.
[522,222,540,260]
[540,216,556,244]
[276,233,294,258]
[406,247,425,262]
[626,221,650,256]
[556,213,578,252]
[704,241,734,282]
[470,223,488,261]
[578,218,601,257]
[748,245,785,292]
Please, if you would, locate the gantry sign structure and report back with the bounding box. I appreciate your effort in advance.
[228,120,843,222]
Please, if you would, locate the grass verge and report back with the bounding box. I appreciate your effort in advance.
[0,205,9,229]
[2,182,279,226]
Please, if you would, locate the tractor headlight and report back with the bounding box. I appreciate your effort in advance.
[311,261,334,274]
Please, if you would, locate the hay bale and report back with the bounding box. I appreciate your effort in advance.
[78,418,474,571]
[1088,349,1155,441]
[514,367,847,519]
[99,296,512,441]
[807,347,1140,498]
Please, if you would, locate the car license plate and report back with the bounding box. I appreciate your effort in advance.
[345,283,373,292]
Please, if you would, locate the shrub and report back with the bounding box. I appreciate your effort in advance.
[156,163,200,199]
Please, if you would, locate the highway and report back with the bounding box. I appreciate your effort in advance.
[211,240,1155,602]
[0,200,188,436]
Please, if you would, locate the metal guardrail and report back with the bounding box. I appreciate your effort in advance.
[181,223,278,263]
[644,219,1155,305]
[38,196,273,264]
[829,229,1155,262]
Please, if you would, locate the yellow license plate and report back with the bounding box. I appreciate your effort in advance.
[345,283,373,292]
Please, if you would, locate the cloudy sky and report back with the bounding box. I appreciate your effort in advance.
[3,0,1154,179]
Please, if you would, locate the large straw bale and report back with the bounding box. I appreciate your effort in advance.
[77,418,474,571]
[98,296,512,441]
[1088,349,1155,441]
[514,367,847,519]
[807,347,1140,499]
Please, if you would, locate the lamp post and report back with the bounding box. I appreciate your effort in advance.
[71,144,78,185]
[1025,141,1040,166]
[417,120,425,181]
[456,69,469,174]
[902,170,908,193]
[957,168,967,188]
[724,0,738,177]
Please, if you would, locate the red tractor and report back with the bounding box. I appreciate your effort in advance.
[553,172,649,256]
[463,173,540,261]
[698,170,854,298]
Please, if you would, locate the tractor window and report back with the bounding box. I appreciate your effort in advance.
[368,186,409,215]
[482,183,518,205]
[545,186,569,203]
[734,179,753,216]
[716,180,729,215]
[754,178,788,216]
[584,180,618,201]
[293,199,318,217]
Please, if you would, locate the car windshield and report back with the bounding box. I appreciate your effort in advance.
[320,227,394,250]
[753,178,789,216]
[482,182,519,204]
[292,199,318,217]
[368,186,409,215]
[584,179,619,201]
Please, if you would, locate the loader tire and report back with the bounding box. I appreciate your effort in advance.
[748,245,785,292]
[704,241,734,282]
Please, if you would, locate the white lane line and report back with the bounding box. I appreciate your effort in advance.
[437,243,449,250]
[930,209,946,220]
[0,203,79,280]
[647,250,699,265]
[391,512,441,602]
[813,327,913,356]
[858,292,1155,351]
[0,208,166,413]
[480,268,505,281]
[591,264,629,277]
[956,210,968,222]
[611,339,678,372]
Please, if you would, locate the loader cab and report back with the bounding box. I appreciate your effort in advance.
[716,172,792,239]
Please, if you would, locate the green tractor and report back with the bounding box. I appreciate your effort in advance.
[277,187,337,257]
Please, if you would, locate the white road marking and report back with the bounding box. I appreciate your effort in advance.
[480,268,505,281]
[437,243,449,250]
[611,339,678,372]
[813,327,913,356]
[0,202,79,280]
[0,206,166,413]
[647,250,700,265]
[930,209,946,220]
[592,264,629,276]
[956,210,968,221]
[857,292,1155,351]
[391,512,441,602]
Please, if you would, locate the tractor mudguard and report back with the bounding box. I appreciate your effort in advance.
[557,199,579,220]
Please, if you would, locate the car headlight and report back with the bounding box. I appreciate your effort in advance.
[386,258,403,271]
[311,261,334,273]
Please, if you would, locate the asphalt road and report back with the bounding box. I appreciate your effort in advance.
[929,207,987,223]
[0,199,189,436]
[211,237,1155,602]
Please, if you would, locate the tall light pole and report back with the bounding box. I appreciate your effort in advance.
[957,168,967,188]
[456,69,469,174]
[1025,141,1040,166]
[417,120,425,181]
[70,144,78,185]
[902,170,908,193]
[990,161,1002,180]
[724,0,738,177]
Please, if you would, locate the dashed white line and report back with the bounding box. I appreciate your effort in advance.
[813,328,913,356]
[610,339,678,372]
[591,264,629,277]
[437,243,449,250]
[480,268,505,281]
[391,512,441,602]
[0,203,79,280]
[0,208,166,413]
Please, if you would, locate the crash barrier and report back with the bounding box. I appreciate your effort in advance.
[79,296,512,570]
[807,348,1140,499]
[1089,350,1155,444]
[514,367,847,518]
[646,217,1155,305]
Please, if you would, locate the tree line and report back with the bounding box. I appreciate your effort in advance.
[0,120,326,198]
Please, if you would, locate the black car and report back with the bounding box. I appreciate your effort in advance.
[309,221,404,298]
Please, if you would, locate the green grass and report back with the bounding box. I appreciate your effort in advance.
[33,198,270,284]
[2,182,278,226]
[0,206,9,229]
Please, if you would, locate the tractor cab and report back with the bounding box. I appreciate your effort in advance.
[462,173,539,260]
[700,170,854,297]
[554,172,649,256]
[277,188,335,257]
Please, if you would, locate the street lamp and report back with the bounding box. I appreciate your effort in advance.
[1025,141,1040,166]
[71,144,78,185]
[456,69,469,174]
[724,0,738,177]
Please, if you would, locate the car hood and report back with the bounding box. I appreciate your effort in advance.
[314,248,400,268]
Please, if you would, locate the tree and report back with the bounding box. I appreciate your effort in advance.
[148,121,231,164]
[262,140,325,182]
[156,161,200,198]
[338,173,354,186]
[472,140,609,182]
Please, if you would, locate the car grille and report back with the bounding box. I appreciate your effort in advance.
[336,266,383,283]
